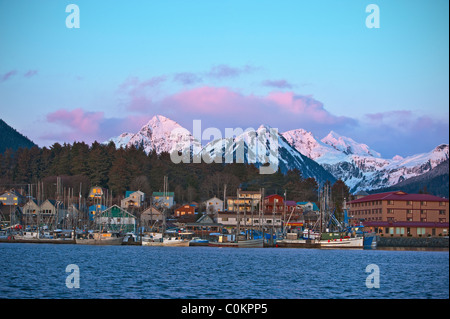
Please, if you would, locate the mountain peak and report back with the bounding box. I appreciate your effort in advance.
[322,130,381,158]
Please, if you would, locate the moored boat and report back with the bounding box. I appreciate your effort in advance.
[189,237,209,246]
[208,236,263,248]
[142,233,190,247]
[75,232,124,245]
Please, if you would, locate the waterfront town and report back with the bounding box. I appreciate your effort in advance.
[0,183,448,248]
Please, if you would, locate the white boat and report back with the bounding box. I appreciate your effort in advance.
[319,236,364,249]
[75,232,124,245]
[142,233,189,247]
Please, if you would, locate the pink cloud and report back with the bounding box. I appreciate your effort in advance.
[261,79,294,89]
[47,108,104,134]
[41,108,151,145]
[24,70,38,78]
[124,86,357,136]
[1,70,17,82]
[206,64,259,79]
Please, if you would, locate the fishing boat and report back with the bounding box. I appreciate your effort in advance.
[142,233,190,247]
[208,234,264,248]
[189,237,209,246]
[75,231,124,245]
[275,232,321,248]
[319,233,364,249]
[314,184,364,249]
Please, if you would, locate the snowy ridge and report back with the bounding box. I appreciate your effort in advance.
[281,129,449,192]
[105,115,201,154]
[105,115,448,193]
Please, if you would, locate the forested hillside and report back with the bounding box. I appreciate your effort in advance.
[0,119,36,153]
[0,141,345,205]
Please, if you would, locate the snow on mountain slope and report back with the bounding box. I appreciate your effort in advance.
[106,115,201,154]
[105,116,448,193]
[321,131,382,158]
[201,125,336,183]
[282,128,449,192]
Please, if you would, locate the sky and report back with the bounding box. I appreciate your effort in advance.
[0,0,448,159]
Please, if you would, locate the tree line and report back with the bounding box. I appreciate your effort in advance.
[0,141,350,212]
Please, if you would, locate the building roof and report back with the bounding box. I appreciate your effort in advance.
[297,201,319,211]
[264,194,283,199]
[348,191,449,204]
[152,192,174,197]
[125,190,144,198]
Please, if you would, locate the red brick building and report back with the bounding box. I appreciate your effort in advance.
[348,191,449,237]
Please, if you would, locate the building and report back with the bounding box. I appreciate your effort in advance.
[264,194,284,213]
[89,204,107,221]
[89,186,104,199]
[97,205,136,233]
[0,190,25,206]
[140,206,164,229]
[217,211,283,230]
[152,192,175,209]
[297,201,319,213]
[175,204,196,217]
[226,189,261,213]
[204,196,223,214]
[185,214,223,236]
[353,190,369,200]
[121,190,145,209]
[0,203,22,227]
[348,191,449,237]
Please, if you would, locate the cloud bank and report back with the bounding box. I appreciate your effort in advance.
[40,68,449,158]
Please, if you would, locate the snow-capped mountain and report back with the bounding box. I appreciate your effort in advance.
[105,117,336,184]
[105,115,449,193]
[104,115,201,154]
[281,129,449,192]
[201,125,336,183]
[321,131,381,158]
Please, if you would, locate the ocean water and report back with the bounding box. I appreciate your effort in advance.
[0,243,448,299]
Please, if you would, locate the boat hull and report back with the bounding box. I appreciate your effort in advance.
[208,238,264,248]
[276,239,320,248]
[142,238,190,247]
[75,237,124,245]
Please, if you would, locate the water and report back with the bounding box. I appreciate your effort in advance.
[0,243,448,299]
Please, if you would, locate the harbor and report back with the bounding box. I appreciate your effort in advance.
[1,180,448,250]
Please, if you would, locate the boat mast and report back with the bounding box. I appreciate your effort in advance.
[236,189,240,241]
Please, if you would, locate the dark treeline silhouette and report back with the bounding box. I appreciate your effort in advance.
[0,141,347,207]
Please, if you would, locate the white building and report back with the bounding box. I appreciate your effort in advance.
[204,196,224,214]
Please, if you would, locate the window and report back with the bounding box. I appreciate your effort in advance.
[421,201,427,206]
[407,209,412,214]
[439,202,446,206]
[439,210,446,215]
[388,200,394,205]
[388,209,394,214]
[417,227,426,235]
[407,201,412,205]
